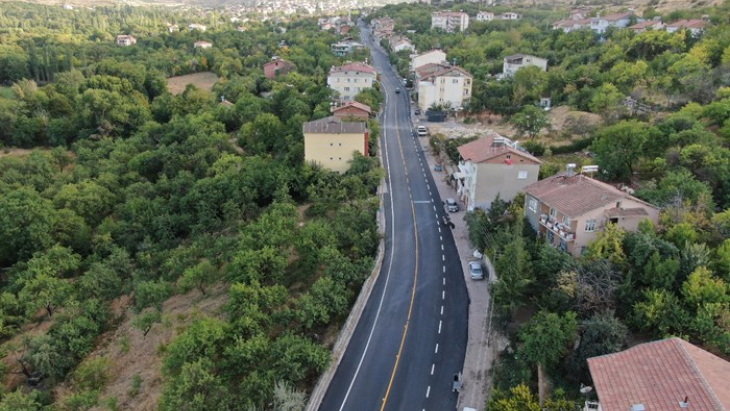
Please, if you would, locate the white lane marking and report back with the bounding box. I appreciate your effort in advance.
[443,278,446,285]
[431,364,435,375]
[442,255,445,261]
[441,306,444,315]
[441,245,444,251]
[438,227,441,233]
[440,236,443,241]
[435,344,439,354]
[438,320,442,334]
[426,386,431,398]
[442,290,445,300]
[433,205,436,211]
[443,266,446,273]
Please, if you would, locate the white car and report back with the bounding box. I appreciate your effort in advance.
[417,126,428,137]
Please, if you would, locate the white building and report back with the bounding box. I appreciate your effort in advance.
[589,12,633,34]
[417,65,472,112]
[500,12,520,20]
[502,54,548,77]
[327,62,377,102]
[116,35,137,47]
[390,36,415,53]
[476,12,495,22]
[194,41,213,49]
[189,24,207,32]
[431,11,469,33]
[410,49,447,72]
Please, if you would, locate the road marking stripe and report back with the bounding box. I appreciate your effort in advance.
[443,278,445,285]
[442,255,445,261]
[438,320,442,334]
[431,364,435,375]
[443,266,446,273]
[440,236,443,241]
[441,306,444,315]
[442,290,445,299]
[441,245,444,251]
[426,386,430,398]
[435,344,439,354]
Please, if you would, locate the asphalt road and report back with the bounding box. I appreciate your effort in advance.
[318,22,469,411]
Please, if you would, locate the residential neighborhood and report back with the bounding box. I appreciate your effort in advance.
[431,11,470,33]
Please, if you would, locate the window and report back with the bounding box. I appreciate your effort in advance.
[585,219,596,232]
[506,154,511,159]
[344,87,350,91]
[453,79,459,84]
[339,143,342,146]
[528,198,537,212]
[518,170,528,180]
[550,208,556,218]
[354,79,358,83]
[562,216,572,227]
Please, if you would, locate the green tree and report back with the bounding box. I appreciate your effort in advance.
[0,391,43,411]
[510,105,550,140]
[492,221,533,317]
[159,359,230,411]
[591,121,659,181]
[519,310,578,404]
[0,187,57,266]
[589,83,627,124]
[178,260,219,296]
[568,311,628,382]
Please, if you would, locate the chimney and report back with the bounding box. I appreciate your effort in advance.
[566,163,576,177]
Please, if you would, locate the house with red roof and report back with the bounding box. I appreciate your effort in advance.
[332,101,372,121]
[667,19,708,36]
[263,59,295,79]
[586,338,730,411]
[327,62,377,102]
[629,19,665,33]
[523,167,659,256]
[590,12,634,34]
[456,132,541,210]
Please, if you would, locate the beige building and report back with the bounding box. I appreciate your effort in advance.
[503,54,548,77]
[116,35,137,47]
[476,12,495,22]
[303,116,369,173]
[431,11,469,32]
[416,65,472,111]
[327,62,377,102]
[457,133,541,210]
[194,41,213,49]
[523,167,659,257]
[410,49,447,72]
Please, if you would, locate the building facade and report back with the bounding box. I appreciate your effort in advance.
[327,62,377,102]
[303,116,369,173]
[502,54,548,77]
[476,12,495,22]
[457,133,541,210]
[410,49,448,72]
[417,65,472,112]
[431,11,469,33]
[332,101,372,121]
[116,35,137,47]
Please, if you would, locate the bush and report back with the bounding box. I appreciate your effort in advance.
[549,137,594,154]
[520,141,545,156]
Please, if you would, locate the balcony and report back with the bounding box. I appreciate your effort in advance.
[539,214,576,242]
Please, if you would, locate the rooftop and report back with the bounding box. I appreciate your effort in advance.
[457,132,540,164]
[330,62,376,75]
[668,19,708,29]
[600,12,632,22]
[629,20,664,29]
[303,116,368,134]
[332,101,372,114]
[588,338,730,411]
[523,172,656,218]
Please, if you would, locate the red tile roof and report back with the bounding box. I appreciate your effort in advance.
[588,338,730,411]
[457,132,541,164]
[330,62,377,75]
[601,12,632,22]
[428,65,473,80]
[668,19,707,29]
[523,173,657,218]
[332,101,372,115]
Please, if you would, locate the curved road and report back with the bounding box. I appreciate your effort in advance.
[319,22,469,411]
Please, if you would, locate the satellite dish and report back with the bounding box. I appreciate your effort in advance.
[580,385,593,395]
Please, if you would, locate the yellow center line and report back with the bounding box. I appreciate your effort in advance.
[380,86,420,411]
